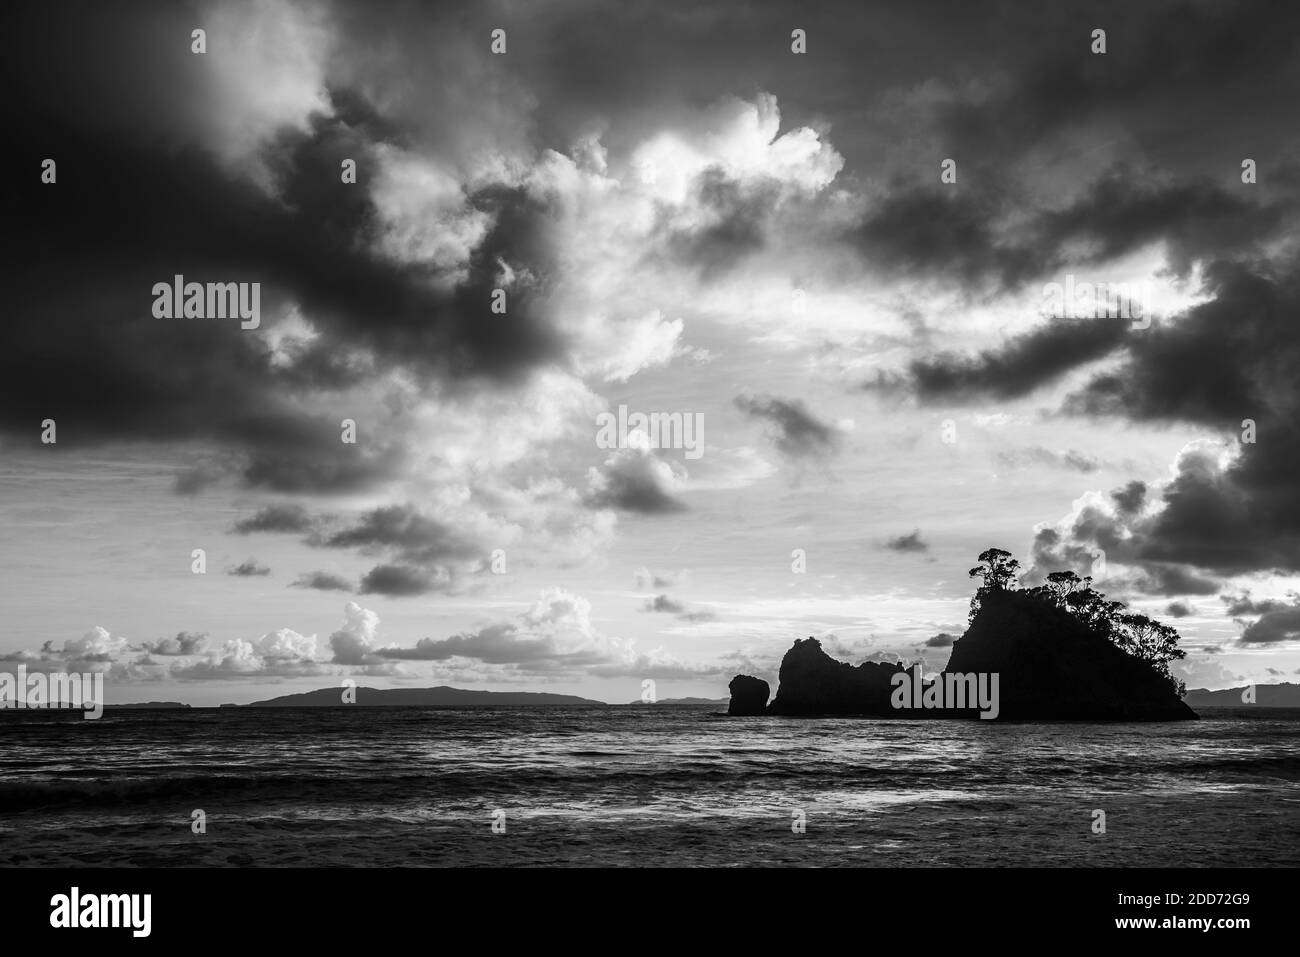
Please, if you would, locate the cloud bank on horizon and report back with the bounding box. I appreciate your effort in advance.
[3,0,1299,702]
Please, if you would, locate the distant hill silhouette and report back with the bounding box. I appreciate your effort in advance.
[247,686,604,707]
[105,701,190,709]
[1185,683,1300,708]
[728,548,1197,721]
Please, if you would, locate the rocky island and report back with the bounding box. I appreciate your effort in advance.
[727,548,1197,721]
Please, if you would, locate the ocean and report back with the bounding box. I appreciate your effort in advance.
[2,706,1297,867]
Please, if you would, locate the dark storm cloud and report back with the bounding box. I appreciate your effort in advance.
[2,119,561,445]
[1025,489,1224,596]
[1029,462,1296,589]
[860,171,1293,402]
[487,0,1229,183]
[1239,602,1300,644]
[227,559,271,577]
[358,564,451,597]
[1165,601,1194,618]
[0,3,565,494]
[1133,564,1221,597]
[585,452,689,514]
[889,319,1128,402]
[1125,442,1300,576]
[734,394,840,460]
[936,0,1300,172]
[1220,592,1288,617]
[237,452,406,495]
[1065,263,1291,425]
[659,169,777,278]
[848,166,1288,301]
[851,188,1051,291]
[1064,273,1300,577]
[479,0,909,171]
[925,632,958,647]
[885,530,929,553]
[1032,170,1289,279]
[323,505,481,564]
[324,505,485,595]
[1112,480,1147,516]
[290,571,355,592]
[588,479,688,515]
[428,0,1300,236]
[232,505,316,535]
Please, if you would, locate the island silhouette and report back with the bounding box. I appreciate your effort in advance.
[729,548,1198,721]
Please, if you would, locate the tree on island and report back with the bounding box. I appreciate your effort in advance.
[967,548,1187,696]
[967,547,1022,620]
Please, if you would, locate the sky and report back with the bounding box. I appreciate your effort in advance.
[3,0,1300,705]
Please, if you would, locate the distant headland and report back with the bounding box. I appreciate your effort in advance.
[728,548,1198,721]
[244,686,605,707]
[1184,683,1300,708]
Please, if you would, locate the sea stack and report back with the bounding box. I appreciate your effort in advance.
[766,638,913,716]
[727,675,770,715]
